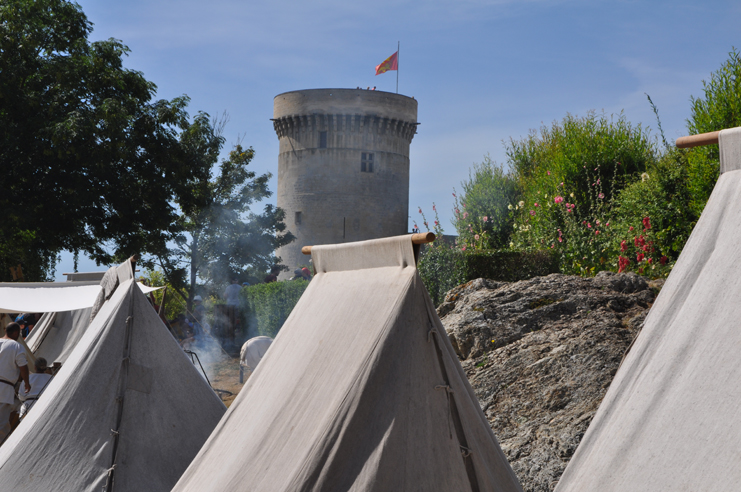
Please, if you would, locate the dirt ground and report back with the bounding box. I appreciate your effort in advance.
[202,356,245,407]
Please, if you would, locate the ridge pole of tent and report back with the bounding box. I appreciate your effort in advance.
[300,232,435,255]
[676,130,720,148]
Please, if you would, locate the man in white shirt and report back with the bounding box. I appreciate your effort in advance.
[19,357,52,417]
[223,278,242,306]
[0,322,30,444]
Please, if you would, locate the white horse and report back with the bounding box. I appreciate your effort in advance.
[239,336,273,383]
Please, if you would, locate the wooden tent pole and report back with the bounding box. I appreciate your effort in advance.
[676,131,720,149]
[301,232,435,255]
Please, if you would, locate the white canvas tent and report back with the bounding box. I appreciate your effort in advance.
[554,127,741,491]
[1,263,161,368]
[173,235,523,492]
[0,278,226,491]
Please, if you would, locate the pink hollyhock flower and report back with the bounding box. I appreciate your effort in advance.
[647,258,653,264]
[636,253,645,262]
[418,208,422,214]
[432,204,436,211]
[534,203,539,207]
[554,196,564,204]
[557,237,563,242]
[474,234,480,240]
[620,240,627,252]
[587,223,592,228]
[618,256,629,273]
[455,208,460,214]
[560,182,564,186]
[452,192,456,198]
[567,208,573,213]
[483,216,488,222]
[595,230,600,235]
[550,243,555,248]
[596,179,601,185]
[529,210,536,216]
[461,246,466,251]
[598,193,604,199]
[463,212,468,219]
[547,171,551,175]
[629,226,634,231]
[605,222,610,227]
[434,220,439,226]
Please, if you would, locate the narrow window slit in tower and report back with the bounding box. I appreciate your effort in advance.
[318,131,327,149]
[295,211,302,225]
[361,152,374,173]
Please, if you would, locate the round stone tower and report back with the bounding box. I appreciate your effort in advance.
[273,89,418,273]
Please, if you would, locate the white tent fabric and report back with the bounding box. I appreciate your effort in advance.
[0,282,161,314]
[0,279,226,491]
[239,336,272,382]
[172,235,523,492]
[0,282,101,313]
[25,307,93,365]
[555,127,741,491]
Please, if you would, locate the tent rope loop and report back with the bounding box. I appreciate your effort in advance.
[460,446,473,458]
[110,429,119,436]
[107,464,116,476]
[434,384,453,394]
[427,328,438,342]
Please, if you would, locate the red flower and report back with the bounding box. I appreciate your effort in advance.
[629,226,634,231]
[621,240,627,252]
[647,258,653,264]
[660,256,668,265]
[636,253,645,262]
[618,256,630,273]
[554,196,564,204]
[642,217,651,230]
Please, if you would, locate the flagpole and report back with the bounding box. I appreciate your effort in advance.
[396,41,399,94]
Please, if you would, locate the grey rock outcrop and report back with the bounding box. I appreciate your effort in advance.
[440,272,659,492]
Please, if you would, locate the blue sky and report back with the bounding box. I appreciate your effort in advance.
[56,0,741,278]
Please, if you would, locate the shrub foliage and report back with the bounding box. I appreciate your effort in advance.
[240,281,308,338]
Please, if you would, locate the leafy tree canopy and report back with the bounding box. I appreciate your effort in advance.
[152,113,294,306]
[0,0,194,280]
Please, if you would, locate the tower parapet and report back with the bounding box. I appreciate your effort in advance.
[273,89,418,274]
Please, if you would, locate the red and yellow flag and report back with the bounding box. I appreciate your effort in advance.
[375,51,398,75]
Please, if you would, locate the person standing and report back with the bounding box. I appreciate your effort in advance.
[223,279,242,345]
[18,357,52,417]
[0,323,30,444]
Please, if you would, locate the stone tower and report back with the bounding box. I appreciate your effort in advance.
[273,89,418,273]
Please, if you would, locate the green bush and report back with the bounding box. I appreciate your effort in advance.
[417,246,466,306]
[452,156,521,250]
[461,250,559,282]
[506,111,658,276]
[609,149,697,275]
[686,48,741,215]
[240,280,309,337]
[418,247,558,306]
[507,111,656,211]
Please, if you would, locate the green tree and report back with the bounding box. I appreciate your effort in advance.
[452,156,520,250]
[152,113,294,308]
[686,48,741,214]
[0,0,194,280]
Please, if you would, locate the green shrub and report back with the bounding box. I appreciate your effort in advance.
[686,48,741,215]
[418,247,558,306]
[609,149,697,275]
[240,280,309,337]
[506,111,658,275]
[418,246,466,306]
[452,156,521,250]
[461,250,559,282]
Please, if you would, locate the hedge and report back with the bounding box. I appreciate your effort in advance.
[240,280,309,338]
[419,248,559,306]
